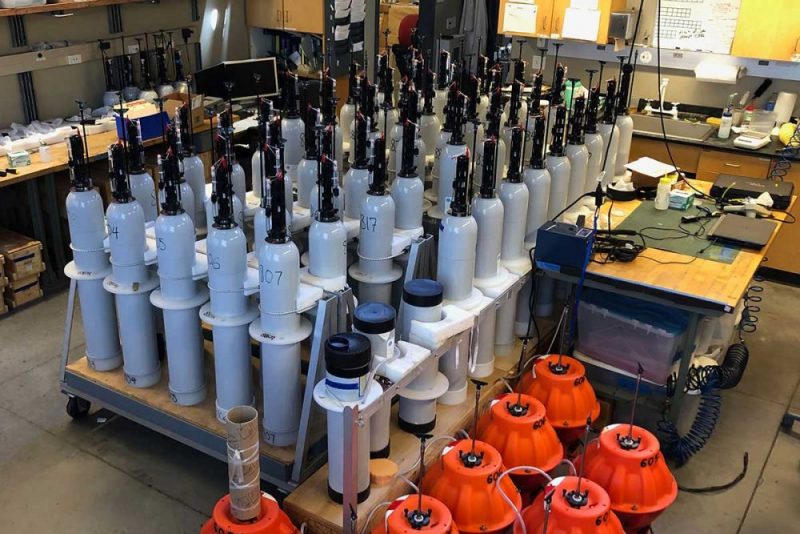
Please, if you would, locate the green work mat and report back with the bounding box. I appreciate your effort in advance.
[615,201,740,264]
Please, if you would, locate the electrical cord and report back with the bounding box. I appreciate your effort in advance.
[768,122,800,181]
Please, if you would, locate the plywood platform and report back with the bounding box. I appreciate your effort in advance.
[283,354,523,534]
[65,347,296,465]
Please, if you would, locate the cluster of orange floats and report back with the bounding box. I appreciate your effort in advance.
[372,354,677,534]
[201,354,677,534]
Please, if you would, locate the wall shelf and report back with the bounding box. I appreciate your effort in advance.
[0,0,145,18]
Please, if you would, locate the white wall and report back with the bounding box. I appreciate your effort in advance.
[0,0,249,129]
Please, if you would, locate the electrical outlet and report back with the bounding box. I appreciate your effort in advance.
[67,54,82,65]
[445,16,456,30]
[127,44,140,54]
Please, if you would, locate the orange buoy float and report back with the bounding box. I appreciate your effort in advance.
[579,423,678,532]
[421,439,522,534]
[477,392,564,491]
[371,494,460,533]
[200,493,299,534]
[519,355,600,446]
[514,476,625,534]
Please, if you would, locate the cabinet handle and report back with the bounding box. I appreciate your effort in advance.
[724,163,742,168]
[277,9,281,22]
[285,10,289,23]
[542,15,547,31]
[555,17,561,32]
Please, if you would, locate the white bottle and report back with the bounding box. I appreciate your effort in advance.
[718,110,733,140]
[655,177,671,211]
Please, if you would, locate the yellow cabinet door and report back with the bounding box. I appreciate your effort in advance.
[284,0,324,34]
[551,0,569,38]
[246,0,284,30]
[731,0,800,61]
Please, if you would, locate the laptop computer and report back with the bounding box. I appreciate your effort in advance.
[710,174,794,210]
[707,214,778,249]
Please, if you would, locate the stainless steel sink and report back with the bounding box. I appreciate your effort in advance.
[631,113,716,142]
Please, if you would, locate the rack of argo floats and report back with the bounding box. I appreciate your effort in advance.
[58,41,679,534]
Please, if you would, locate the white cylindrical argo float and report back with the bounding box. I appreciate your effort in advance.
[614,64,635,178]
[393,108,425,232]
[309,155,348,290]
[124,118,158,223]
[353,302,397,458]
[584,130,605,198]
[349,142,402,305]
[150,153,208,406]
[280,72,305,183]
[175,104,206,231]
[497,134,530,359]
[249,182,312,445]
[344,114,371,221]
[565,97,590,216]
[314,333,381,504]
[471,137,504,378]
[296,106,321,209]
[437,154,478,405]
[64,133,122,372]
[398,280,449,432]
[202,131,259,421]
[104,144,160,388]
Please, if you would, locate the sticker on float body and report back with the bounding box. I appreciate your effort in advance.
[576,228,593,238]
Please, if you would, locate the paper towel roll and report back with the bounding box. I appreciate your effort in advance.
[774,92,797,125]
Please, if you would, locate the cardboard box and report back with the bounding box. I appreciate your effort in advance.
[163,92,205,129]
[0,228,45,281]
[4,273,42,309]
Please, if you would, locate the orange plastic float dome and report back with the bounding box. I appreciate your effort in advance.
[520,355,601,446]
[514,476,625,534]
[371,494,460,534]
[580,424,678,532]
[200,493,299,534]
[421,439,522,534]
[477,393,564,491]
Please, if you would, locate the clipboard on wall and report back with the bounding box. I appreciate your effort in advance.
[498,0,540,38]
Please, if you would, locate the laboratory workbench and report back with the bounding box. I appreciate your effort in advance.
[540,180,793,419]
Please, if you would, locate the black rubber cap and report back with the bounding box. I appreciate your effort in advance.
[403,279,444,308]
[325,332,372,379]
[353,302,396,334]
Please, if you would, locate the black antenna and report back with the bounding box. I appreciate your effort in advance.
[99,41,114,92]
[108,143,132,203]
[399,92,419,178]
[158,151,183,216]
[266,126,288,243]
[507,127,523,183]
[617,63,633,116]
[449,153,470,217]
[126,119,146,173]
[507,79,522,126]
[479,137,498,198]
[448,91,467,145]
[404,433,434,529]
[568,96,586,145]
[353,112,368,168]
[530,115,546,169]
[459,378,488,468]
[548,106,567,157]
[602,79,618,124]
[618,363,645,450]
[566,417,593,508]
[368,136,387,195]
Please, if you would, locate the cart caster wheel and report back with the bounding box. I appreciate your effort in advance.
[66,395,91,419]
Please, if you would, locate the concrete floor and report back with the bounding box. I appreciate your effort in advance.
[0,282,798,533]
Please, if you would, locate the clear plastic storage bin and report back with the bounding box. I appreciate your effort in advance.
[576,291,689,385]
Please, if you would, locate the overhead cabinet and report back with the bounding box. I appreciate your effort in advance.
[731,0,800,61]
[246,0,324,35]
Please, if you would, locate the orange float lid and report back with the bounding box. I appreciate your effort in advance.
[477,393,563,474]
[581,424,678,518]
[514,476,625,534]
[372,494,460,534]
[200,494,299,534]
[421,439,522,534]
[522,355,600,431]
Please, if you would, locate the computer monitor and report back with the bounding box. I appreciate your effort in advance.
[194,57,280,100]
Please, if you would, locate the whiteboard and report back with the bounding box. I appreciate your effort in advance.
[501,1,538,37]
[655,0,742,54]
